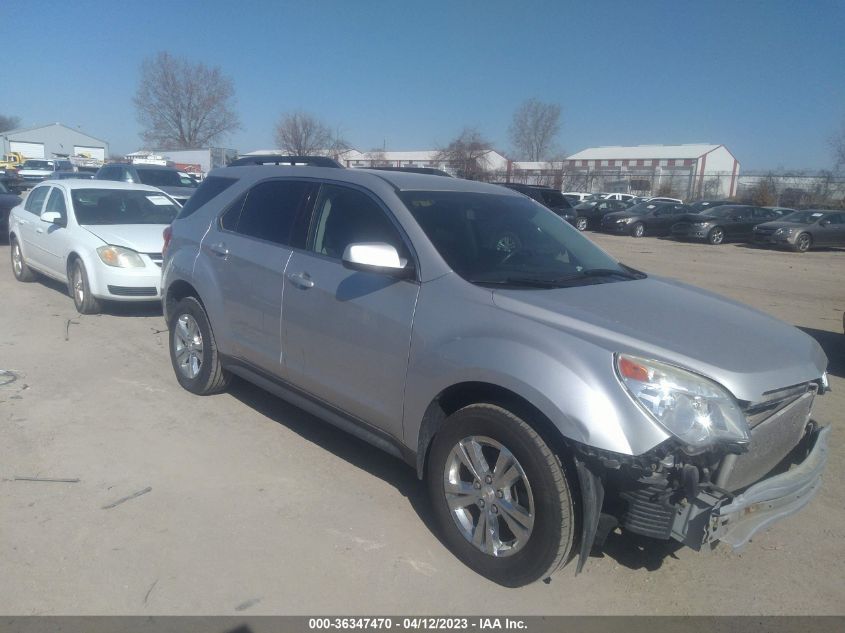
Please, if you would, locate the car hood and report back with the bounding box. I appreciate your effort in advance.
[81,224,168,253]
[491,276,827,403]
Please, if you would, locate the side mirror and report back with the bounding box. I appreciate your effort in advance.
[342,242,412,277]
[40,211,66,227]
[820,220,830,227]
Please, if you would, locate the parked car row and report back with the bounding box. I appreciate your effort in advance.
[5,160,833,588]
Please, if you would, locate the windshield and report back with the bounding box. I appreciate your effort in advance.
[22,160,53,170]
[71,189,179,225]
[400,191,635,287]
[780,211,826,224]
[136,168,183,187]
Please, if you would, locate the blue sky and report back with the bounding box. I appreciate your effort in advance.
[2,0,843,170]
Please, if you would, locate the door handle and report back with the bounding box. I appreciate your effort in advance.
[35,228,44,234]
[286,271,314,289]
[209,242,229,258]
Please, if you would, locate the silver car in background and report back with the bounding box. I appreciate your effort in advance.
[161,162,830,587]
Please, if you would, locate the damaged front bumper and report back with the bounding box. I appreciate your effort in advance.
[680,424,829,549]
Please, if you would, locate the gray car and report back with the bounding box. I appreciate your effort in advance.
[161,164,830,587]
[96,163,196,204]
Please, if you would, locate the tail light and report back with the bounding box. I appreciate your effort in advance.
[162,225,173,258]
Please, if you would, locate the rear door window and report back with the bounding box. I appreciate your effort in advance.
[224,180,316,247]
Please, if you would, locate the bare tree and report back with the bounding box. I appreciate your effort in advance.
[749,173,779,206]
[0,114,21,132]
[508,98,562,161]
[436,127,494,180]
[274,111,333,156]
[134,52,240,149]
[367,148,392,167]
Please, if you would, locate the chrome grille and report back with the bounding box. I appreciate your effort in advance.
[145,253,163,268]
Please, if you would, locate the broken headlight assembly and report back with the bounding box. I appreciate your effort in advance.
[615,353,750,454]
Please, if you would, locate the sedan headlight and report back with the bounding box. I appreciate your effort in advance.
[97,245,145,268]
[691,222,709,228]
[616,353,749,453]
[774,227,794,237]
[617,217,634,224]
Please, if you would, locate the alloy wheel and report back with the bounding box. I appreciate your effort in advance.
[173,314,204,379]
[576,218,588,231]
[73,265,85,306]
[797,234,811,252]
[12,242,22,277]
[633,223,644,237]
[443,436,535,557]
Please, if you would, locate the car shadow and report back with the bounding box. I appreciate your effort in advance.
[226,377,440,540]
[591,529,683,571]
[799,327,845,379]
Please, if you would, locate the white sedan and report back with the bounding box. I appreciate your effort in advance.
[8,179,180,314]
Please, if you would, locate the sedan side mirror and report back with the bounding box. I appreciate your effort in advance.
[342,242,413,278]
[40,211,66,227]
[820,220,831,227]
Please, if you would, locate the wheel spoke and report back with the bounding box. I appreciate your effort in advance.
[494,464,521,491]
[175,346,190,364]
[460,439,490,478]
[445,480,477,510]
[472,510,488,550]
[176,318,190,343]
[498,499,533,542]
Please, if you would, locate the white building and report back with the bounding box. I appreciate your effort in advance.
[563,144,740,199]
[1,122,109,163]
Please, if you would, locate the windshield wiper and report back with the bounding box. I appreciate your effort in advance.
[581,267,646,280]
[468,277,567,288]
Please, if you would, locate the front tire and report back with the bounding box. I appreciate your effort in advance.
[70,259,102,314]
[631,222,645,238]
[575,217,588,231]
[793,233,812,252]
[168,296,230,395]
[707,226,725,245]
[10,238,36,282]
[427,404,575,587]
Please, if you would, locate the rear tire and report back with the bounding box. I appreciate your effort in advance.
[10,238,36,282]
[168,296,230,395]
[707,226,725,245]
[69,259,102,315]
[427,404,575,587]
[793,233,812,252]
[631,222,645,238]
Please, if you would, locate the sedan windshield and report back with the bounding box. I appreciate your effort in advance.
[780,211,826,224]
[136,168,183,188]
[401,191,638,287]
[71,189,179,225]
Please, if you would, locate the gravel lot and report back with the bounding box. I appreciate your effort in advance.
[1,234,843,615]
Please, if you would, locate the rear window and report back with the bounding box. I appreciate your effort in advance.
[135,168,183,188]
[540,190,572,208]
[176,176,238,219]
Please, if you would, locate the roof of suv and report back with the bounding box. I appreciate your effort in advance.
[217,165,523,195]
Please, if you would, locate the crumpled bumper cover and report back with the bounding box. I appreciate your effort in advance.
[709,424,829,548]
[671,425,829,550]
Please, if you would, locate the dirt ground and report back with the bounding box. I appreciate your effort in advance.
[1,234,843,615]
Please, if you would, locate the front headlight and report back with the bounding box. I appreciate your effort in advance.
[618,217,634,224]
[97,245,145,268]
[691,222,709,228]
[774,227,794,237]
[615,353,749,453]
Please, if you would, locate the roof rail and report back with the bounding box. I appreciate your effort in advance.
[228,155,343,168]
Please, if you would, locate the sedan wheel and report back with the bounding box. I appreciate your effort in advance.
[575,217,588,231]
[174,314,204,380]
[632,222,645,238]
[707,226,725,245]
[70,259,102,314]
[10,239,36,282]
[428,404,575,587]
[795,233,812,252]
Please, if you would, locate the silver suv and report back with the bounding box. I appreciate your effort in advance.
[161,161,830,587]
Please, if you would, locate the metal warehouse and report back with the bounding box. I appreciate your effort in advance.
[1,122,110,162]
[564,144,740,199]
